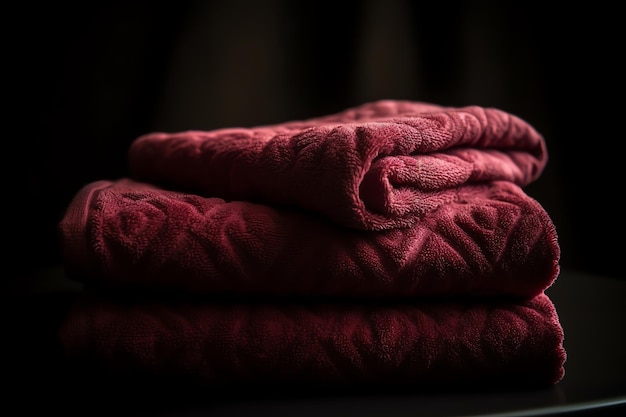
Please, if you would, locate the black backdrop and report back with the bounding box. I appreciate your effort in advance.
[11,0,623,284]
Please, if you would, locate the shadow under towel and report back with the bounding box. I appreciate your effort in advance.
[58,291,566,388]
[128,100,547,231]
[59,178,559,299]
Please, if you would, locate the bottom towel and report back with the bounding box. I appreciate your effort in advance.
[58,291,565,388]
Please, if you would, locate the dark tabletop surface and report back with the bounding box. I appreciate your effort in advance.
[6,268,626,416]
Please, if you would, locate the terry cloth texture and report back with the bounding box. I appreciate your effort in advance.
[128,100,547,231]
[58,100,566,388]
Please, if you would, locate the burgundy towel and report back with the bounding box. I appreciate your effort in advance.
[59,178,559,299]
[58,291,566,387]
[128,100,547,230]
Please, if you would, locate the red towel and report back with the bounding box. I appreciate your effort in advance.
[58,100,565,388]
[59,178,559,299]
[58,291,565,387]
[128,100,547,231]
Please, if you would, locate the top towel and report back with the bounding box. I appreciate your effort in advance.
[129,100,547,231]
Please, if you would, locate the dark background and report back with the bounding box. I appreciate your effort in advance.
[11,0,623,284]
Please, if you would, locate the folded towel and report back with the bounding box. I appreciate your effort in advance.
[58,291,566,387]
[128,100,547,230]
[59,178,559,299]
[57,99,565,390]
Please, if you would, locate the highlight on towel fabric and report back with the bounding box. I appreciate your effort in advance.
[58,291,566,387]
[128,100,548,231]
[59,178,559,299]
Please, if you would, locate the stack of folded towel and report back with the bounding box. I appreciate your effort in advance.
[58,100,566,389]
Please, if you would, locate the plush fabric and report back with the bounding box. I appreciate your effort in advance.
[59,178,559,299]
[128,100,547,231]
[57,99,566,388]
[59,291,566,387]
